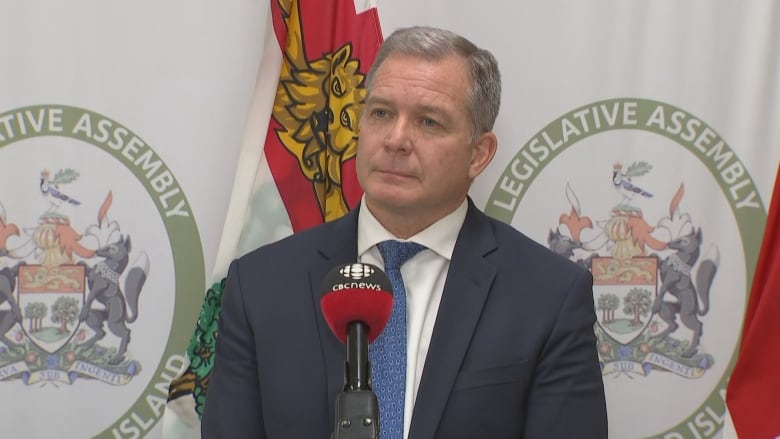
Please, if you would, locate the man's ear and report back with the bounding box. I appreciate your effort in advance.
[469,131,498,180]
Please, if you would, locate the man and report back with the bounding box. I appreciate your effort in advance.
[202,26,608,438]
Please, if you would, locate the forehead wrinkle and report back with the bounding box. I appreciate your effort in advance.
[368,86,459,117]
[369,68,465,99]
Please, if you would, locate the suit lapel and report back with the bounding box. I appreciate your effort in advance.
[308,208,360,423]
[409,202,497,439]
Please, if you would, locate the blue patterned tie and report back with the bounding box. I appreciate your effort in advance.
[370,240,426,439]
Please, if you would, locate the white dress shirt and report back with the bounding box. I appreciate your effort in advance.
[357,198,467,439]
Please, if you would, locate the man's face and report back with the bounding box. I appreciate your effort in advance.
[356,54,496,230]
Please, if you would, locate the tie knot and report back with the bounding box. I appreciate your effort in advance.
[377,240,426,271]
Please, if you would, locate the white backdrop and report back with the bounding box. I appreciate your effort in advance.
[1,1,777,438]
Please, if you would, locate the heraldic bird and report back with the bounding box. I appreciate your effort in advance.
[40,168,81,210]
[612,161,653,204]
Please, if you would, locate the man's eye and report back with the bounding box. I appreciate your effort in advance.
[371,109,388,118]
[422,118,438,128]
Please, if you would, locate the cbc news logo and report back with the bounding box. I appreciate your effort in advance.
[339,263,375,280]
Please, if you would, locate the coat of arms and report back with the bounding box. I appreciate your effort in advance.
[549,161,719,378]
[0,168,148,386]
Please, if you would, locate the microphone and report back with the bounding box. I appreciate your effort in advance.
[321,262,393,389]
[320,263,393,439]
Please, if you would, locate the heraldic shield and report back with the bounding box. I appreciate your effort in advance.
[18,264,86,354]
[592,256,658,345]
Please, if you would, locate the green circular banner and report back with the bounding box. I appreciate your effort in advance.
[486,98,765,439]
[0,105,204,438]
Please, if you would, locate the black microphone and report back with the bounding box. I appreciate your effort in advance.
[320,263,394,439]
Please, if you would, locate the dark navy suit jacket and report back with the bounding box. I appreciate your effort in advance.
[202,199,608,438]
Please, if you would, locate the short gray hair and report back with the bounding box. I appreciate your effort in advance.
[366,26,502,142]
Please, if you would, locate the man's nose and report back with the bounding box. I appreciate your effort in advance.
[383,117,412,152]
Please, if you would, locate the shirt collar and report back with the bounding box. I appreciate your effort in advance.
[357,197,467,261]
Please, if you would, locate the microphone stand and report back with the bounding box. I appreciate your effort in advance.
[332,322,380,439]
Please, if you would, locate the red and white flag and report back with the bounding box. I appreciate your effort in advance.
[726,164,780,439]
[163,0,382,436]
